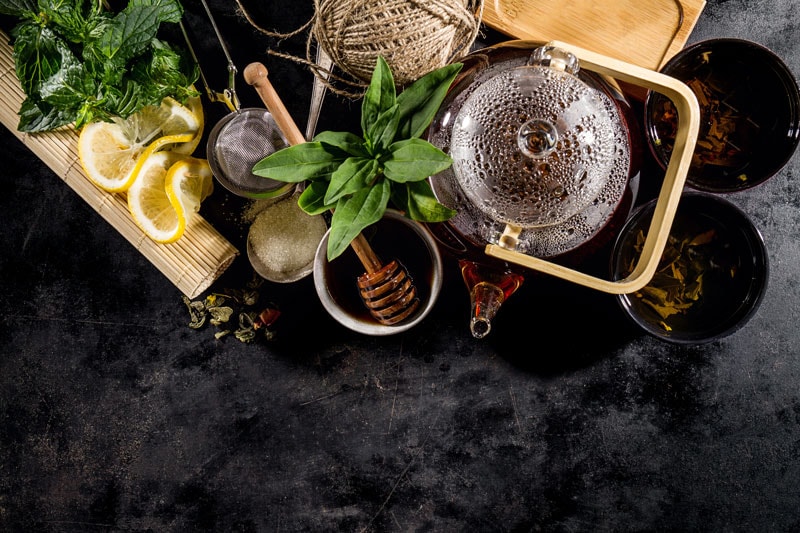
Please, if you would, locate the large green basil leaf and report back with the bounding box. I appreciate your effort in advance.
[324,157,379,205]
[401,180,456,222]
[327,179,391,260]
[298,181,336,215]
[395,62,462,140]
[252,142,346,183]
[314,130,369,157]
[366,103,399,154]
[383,138,453,183]
[360,56,395,137]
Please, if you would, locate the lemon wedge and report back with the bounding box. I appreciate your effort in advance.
[166,157,214,230]
[78,96,204,192]
[169,95,205,156]
[127,151,213,243]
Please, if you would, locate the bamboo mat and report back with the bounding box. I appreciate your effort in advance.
[0,30,238,299]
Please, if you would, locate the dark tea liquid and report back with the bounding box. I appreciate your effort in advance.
[647,40,800,192]
[615,197,766,337]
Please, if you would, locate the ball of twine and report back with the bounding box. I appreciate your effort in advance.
[313,0,483,87]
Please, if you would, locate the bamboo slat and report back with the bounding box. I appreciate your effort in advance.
[0,30,239,299]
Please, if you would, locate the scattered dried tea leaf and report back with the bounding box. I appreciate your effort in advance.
[208,306,234,326]
[254,308,281,330]
[182,296,207,329]
[181,272,281,342]
[651,67,760,183]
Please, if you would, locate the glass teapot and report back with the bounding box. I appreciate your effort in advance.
[426,41,700,338]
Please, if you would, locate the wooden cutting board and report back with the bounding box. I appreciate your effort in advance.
[481,0,706,70]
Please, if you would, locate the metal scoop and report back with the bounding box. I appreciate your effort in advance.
[243,62,421,325]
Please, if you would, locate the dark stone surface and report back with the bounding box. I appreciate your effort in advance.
[2,0,800,531]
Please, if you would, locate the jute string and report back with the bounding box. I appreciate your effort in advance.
[235,0,484,98]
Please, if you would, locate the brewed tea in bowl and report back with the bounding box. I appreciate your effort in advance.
[611,193,768,344]
[646,38,800,193]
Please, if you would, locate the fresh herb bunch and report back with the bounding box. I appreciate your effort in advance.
[0,0,199,132]
[252,56,462,261]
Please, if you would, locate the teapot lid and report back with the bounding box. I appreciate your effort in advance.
[450,45,631,228]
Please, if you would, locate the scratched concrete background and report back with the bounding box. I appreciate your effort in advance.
[2,0,800,530]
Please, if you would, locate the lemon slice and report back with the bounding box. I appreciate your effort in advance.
[78,96,203,192]
[127,151,213,243]
[166,157,214,230]
[168,95,204,156]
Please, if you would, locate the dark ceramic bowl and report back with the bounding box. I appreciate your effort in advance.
[611,193,768,344]
[645,38,800,193]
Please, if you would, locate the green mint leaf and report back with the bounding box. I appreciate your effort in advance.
[314,130,369,157]
[396,62,462,140]
[91,12,158,66]
[38,0,100,43]
[400,180,457,222]
[85,15,115,42]
[327,179,391,260]
[366,103,399,154]
[94,82,134,120]
[40,49,96,110]
[383,138,453,183]
[0,0,36,17]
[90,0,183,70]
[127,0,184,22]
[5,0,195,132]
[16,97,74,132]
[12,24,64,96]
[361,56,396,138]
[252,142,345,183]
[127,39,199,107]
[298,181,336,215]
[324,157,379,205]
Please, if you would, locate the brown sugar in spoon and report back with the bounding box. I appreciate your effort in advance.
[243,62,420,325]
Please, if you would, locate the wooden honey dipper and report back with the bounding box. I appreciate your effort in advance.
[243,62,420,325]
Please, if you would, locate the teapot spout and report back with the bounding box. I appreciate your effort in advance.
[468,281,505,338]
[459,260,524,339]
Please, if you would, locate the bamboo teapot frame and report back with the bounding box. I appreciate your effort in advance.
[482,40,701,295]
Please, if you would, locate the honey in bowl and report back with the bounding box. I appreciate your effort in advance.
[313,210,444,336]
[646,38,800,193]
[611,193,768,344]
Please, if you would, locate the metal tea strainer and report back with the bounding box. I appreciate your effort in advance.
[206,107,294,199]
[182,0,294,200]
